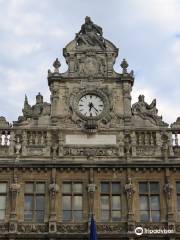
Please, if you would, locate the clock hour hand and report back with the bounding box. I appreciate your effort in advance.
[88,102,93,112]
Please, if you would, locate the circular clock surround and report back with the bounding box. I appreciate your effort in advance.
[78,94,104,117]
[70,89,110,121]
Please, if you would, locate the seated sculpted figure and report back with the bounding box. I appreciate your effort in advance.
[75,16,106,49]
[132,95,162,124]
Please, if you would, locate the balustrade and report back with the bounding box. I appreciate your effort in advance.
[135,131,156,146]
[26,131,47,146]
[0,128,179,158]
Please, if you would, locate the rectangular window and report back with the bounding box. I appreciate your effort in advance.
[100,182,121,221]
[0,183,7,220]
[62,182,83,222]
[176,182,180,220]
[24,182,45,222]
[139,182,160,222]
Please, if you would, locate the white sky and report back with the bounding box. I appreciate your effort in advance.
[0,0,180,125]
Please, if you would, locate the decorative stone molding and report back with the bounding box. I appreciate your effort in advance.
[56,223,87,233]
[97,224,124,233]
[17,223,48,233]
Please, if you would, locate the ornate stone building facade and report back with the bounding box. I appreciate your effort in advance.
[0,17,180,240]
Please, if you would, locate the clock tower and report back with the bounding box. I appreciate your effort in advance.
[48,16,134,139]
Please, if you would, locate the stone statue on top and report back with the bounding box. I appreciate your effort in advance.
[75,16,106,49]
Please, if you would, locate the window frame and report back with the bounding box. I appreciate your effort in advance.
[0,182,8,221]
[62,181,83,222]
[100,181,122,222]
[139,181,160,222]
[24,181,46,223]
[176,181,180,221]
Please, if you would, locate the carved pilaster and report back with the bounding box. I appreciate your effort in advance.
[9,171,21,233]
[163,174,174,222]
[87,168,96,220]
[49,168,59,233]
[124,177,135,221]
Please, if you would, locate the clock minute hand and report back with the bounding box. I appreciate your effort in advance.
[92,105,99,113]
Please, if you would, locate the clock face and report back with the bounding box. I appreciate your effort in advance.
[78,94,104,117]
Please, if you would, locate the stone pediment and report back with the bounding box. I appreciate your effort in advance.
[132,95,168,127]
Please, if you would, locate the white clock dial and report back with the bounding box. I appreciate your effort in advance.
[78,94,104,117]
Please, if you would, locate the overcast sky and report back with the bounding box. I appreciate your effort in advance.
[0,0,180,124]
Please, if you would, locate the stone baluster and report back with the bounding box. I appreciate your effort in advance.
[41,132,44,145]
[139,133,143,146]
[150,132,154,145]
[168,131,174,157]
[136,132,139,145]
[0,131,2,145]
[145,132,149,146]
[4,130,8,146]
[175,133,178,146]
[35,132,38,145]
[9,130,15,155]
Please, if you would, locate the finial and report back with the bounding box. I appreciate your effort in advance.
[24,94,29,106]
[120,59,129,74]
[130,70,134,77]
[53,58,61,73]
